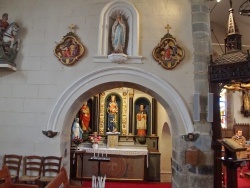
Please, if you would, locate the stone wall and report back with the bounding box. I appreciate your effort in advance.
[0,0,214,187]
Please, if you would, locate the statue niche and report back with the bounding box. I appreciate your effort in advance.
[134,97,151,144]
[106,94,121,133]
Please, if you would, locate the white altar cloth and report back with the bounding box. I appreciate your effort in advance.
[78,146,148,167]
[83,147,147,156]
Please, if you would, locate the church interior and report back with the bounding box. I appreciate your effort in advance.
[0,0,250,188]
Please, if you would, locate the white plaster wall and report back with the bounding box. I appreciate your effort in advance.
[0,0,194,170]
[157,103,172,182]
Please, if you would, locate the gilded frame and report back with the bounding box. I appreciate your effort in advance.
[54,32,84,66]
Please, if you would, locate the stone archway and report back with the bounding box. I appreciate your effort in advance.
[47,66,194,178]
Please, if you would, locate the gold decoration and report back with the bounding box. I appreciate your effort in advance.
[152,24,185,69]
[54,24,85,66]
[122,92,127,135]
[224,82,250,91]
[99,93,105,135]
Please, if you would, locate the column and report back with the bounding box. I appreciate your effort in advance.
[152,98,157,135]
[129,92,134,134]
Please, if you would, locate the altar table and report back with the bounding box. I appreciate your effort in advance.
[75,147,148,181]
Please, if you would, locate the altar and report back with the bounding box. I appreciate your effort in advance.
[70,90,161,181]
[72,146,148,181]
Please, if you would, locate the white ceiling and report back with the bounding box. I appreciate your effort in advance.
[208,0,250,54]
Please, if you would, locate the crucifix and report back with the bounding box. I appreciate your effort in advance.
[69,24,75,33]
[165,24,171,33]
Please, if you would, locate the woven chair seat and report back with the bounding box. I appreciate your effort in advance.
[39,176,55,182]
[19,175,40,181]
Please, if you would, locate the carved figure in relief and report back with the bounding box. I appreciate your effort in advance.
[107,95,118,132]
[111,14,126,53]
[243,92,250,111]
[136,104,147,136]
[164,42,172,60]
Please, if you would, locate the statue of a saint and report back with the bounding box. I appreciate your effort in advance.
[79,102,91,132]
[72,118,83,139]
[111,14,126,53]
[0,13,20,63]
[136,104,147,136]
[0,13,9,33]
[107,95,118,132]
[243,92,250,111]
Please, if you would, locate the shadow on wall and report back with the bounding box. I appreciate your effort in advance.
[160,122,172,182]
[162,122,171,135]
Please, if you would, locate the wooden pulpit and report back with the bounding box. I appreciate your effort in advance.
[219,138,247,188]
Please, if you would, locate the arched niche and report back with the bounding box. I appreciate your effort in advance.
[94,0,143,63]
[46,66,194,174]
[134,97,151,136]
[105,93,122,133]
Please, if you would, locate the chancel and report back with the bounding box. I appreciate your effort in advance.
[70,88,160,181]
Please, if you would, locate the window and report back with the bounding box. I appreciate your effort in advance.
[220,89,227,128]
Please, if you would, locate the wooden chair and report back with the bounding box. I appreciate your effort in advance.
[18,155,44,185]
[45,167,80,188]
[38,156,62,187]
[0,165,38,188]
[2,154,22,183]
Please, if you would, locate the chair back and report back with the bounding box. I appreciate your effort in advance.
[42,156,62,177]
[2,154,22,182]
[0,165,39,188]
[45,167,70,188]
[0,165,11,187]
[23,155,44,177]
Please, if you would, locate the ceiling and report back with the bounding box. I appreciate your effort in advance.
[207,0,250,54]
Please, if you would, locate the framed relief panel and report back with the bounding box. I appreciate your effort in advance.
[54,25,85,66]
[152,24,184,70]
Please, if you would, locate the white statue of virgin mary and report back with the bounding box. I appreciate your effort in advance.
[111,14,126,53]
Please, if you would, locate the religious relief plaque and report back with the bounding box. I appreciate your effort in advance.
[54,24,85,66]
[107,132,120,148]
[152,24,184,69]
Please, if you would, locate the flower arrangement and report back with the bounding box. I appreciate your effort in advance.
[89,134,102,144]
[72,136,83,146]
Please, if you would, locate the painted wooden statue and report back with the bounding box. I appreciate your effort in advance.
[0,13,20,64]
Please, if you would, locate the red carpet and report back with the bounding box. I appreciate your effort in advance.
[223,165,250,188]
[82,181,171,188]
[238,166,250,188]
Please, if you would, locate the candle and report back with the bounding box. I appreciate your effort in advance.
[94,149,95,157]
[106,149,107,157]
[102,150,103,157]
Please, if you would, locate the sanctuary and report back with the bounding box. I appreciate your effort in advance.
[70,88,162,182]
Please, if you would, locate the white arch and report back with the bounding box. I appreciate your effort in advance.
[47,66,194,136]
